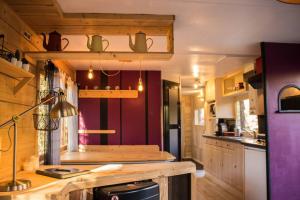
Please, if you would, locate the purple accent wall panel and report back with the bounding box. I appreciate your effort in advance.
[147,71,162,149]
[108,71,121,144]
[263,42,300,200]
[77,71,101,145]
[121,71,146,145]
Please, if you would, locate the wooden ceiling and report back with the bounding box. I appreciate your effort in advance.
[3,0,175,36]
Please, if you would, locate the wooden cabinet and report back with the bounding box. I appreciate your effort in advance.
[203,137,244,192]
[222,72,247,97]
[205,79,215,102]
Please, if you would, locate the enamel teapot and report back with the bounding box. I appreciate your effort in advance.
[128,31,153,53]
[86,35,109,52]
[42,31,69,51]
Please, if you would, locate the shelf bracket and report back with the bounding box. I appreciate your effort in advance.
[14,77,33,95]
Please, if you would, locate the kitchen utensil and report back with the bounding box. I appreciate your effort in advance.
[42,31,69,51]
[86,35,109,52]
[128,31,153,52]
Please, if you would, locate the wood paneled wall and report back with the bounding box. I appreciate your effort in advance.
[181,94,205,163]
[0,0,42,180]
[181,95,192,158]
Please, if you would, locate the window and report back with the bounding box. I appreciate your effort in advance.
[235,99,258,132]
[194,108,205,126]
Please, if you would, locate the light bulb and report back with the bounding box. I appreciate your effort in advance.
[138,78,143,92]
[194,83,198,89]
[88,69,94,80]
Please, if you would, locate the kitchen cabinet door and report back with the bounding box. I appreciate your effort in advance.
[232,144,244,192]
[206,79,215,102]
[222,148,234,185]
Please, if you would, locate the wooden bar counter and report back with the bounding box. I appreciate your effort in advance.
[60,151,176,164]
[0,162,196,200]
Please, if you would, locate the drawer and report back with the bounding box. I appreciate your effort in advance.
[222,141,235,150]
[212,139,222,147]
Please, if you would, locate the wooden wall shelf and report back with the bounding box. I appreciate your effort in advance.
[78,130,116,134]
[24,51,173,62]
[79,90,138,99]
[0,58,34,95]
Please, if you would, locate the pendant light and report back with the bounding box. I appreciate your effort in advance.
[88,66,94,80]
[138,60,143,92]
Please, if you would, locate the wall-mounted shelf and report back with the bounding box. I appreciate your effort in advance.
[24,51,173,62]
[222,71,248,97]
[79,90,138,99]
[0,58,34,95]
[78,130,116,134]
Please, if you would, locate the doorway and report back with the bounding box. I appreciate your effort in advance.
[163,80,181,161]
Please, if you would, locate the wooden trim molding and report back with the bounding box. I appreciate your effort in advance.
[78,130,116,134]
[79,89,138,99]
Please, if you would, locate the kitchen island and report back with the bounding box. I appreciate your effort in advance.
[0,162,196,200]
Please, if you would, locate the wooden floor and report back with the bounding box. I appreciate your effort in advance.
[196,175,242,200]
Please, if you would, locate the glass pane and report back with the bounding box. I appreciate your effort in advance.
[169,87,178,124]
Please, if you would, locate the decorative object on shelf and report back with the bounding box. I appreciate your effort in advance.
[86,35,109,52]
[0,88,77,192]
[277,84,300,113]
[115,85,120,90]
[87,66,94,80]
[93,86,99,90]
[128,31,153,53]
[276,0,300,4]
[42,31,69,51]
[137,60,143,92]
[105,86,111,90]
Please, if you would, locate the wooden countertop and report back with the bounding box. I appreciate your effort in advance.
[0,162,196,200]
[60,151,176,164]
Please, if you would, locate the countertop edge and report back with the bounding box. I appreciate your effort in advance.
[203,134,266,149]
[0,162,196,200]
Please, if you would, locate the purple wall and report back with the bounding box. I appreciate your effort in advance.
[77,70,162,148]
[262,42,300,200]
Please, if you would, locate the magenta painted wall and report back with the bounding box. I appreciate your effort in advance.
[262,42,300,200]
[76,70,162,148]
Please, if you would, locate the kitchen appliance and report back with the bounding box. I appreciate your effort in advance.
[215,118,236,136]
[42,31,69,51]
[86,35,109,52]
[128,31,153,52]
[93,181,159,200]
[245,147,267,200]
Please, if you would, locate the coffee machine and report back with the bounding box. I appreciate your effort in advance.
[216,118,236,136]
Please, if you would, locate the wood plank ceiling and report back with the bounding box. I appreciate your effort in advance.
[3,0,175,36]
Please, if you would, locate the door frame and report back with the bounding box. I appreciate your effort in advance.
[163,80,181,160]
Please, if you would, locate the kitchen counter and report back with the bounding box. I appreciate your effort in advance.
[0,162,196,200]
[61,151,176,164]
[203,134,266,149]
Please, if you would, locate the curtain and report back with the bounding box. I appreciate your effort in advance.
[67,77,78,152]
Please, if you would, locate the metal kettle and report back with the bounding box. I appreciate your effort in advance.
[86,35,109,52]
[128,31,153,53]
[42,31,69,51]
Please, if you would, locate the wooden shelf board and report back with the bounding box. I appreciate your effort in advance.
[79,90,138,99]
[78,130,116,134]
[0,58,35,95]
[223,88,247,97]
[24,51,173,61]
[0,58,34,78]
